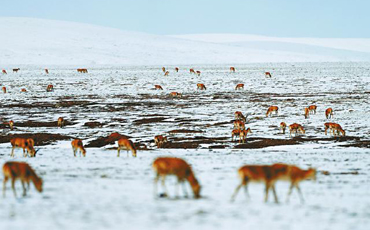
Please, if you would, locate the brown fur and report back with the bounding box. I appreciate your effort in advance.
[117,138,136,157]
[233,120,245,130]
[57,117,64,128]
[234,111,246,122]
[21,88,27,92]
[45,69,49,74]
[197,83,206,90]
[266,106,279,117]
[308,105,317,114]
[169,92,182,97]
[9,120,14,130]
[2,86,6,93]
[71,139,86,157]
[154,135,168,148]
[230,67,236,72]
[280,122,287,134]
[46,84,54,92]
[235,83,244,90]
[196,70,201,76]
[154,85,163,90]
[190,68,195,74]
[162,67,166,73]
[10,138,36,157]
[2,69,7,74]
[265,72,272,77]
[304,107,310,119]
[164,71,169,76]
[175,67,179,72]
[289,123,305,136]
[325,108,333,119]
[13,68,20,73]
[77,68,88,73]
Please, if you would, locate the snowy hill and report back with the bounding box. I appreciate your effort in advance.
[1,17,370,66]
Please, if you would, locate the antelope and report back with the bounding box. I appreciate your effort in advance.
[265,72,272,77]
[153,157,201,199]
[164,71,169,76]
[13,68,20,73]
[197,83,206,90]
[304,107,310,119]
[231,129,242,142]
[234,111,246,122]
[154,85,163,90]
[71,139,86,157]
[235,84,244,90]
[196,71,201,76]
[289,123,305,137]
[77,68,88,73]
[266,106,279,117]
[239,128,252,143]
[2,86,6,93]
[117,138,137,157]
[46,84,54,92]
[3,162,43,197]
[308,105,317,114]
[230,67,236,72]
[21,88,27,92]
[324,123,345,136]
[272,163,316,203]
[45,69,49,74]
[325,108,333,119]
[10,138,36,157]
[154,135,168,148]
[233,120,245,130]
[162,67,166,73]
[280,122,287,134]
[175,67,179,72]
[9,120,14,130]
[169,92,182,97]
[57,117,64,128]
[190,68,195,74]
[2,69,7,74]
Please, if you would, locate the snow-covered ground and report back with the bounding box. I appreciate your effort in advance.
[0,63,369,230]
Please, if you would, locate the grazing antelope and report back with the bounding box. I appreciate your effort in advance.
[9,120,14,130]
[57,117,64,128]
[21,88,27,92]
[175,67,179,72]
[2,69,7,74]
[266,106,279,117]
[71,139,86,157]
[233,120,245,130]
[154,85,163,90]
[239,128,252,143]
[280,122,287,134]
[169,92,182,97]
[324,122,336,135]
[289,123,305,137]
[265,72,272,77]
[230,67,236,72]
[196,71,201,76]
[325,108,333,119]
[308,105,317,114]
[162,67,166,73]
[13,68,20,73]
[46,84,54,92]
[164,71,169,76]
[77,68,88,73]
[3,162,43,197]
[231,164,281,203]
[153,157,201,199]
[190,68,195,74]
[2,86,6,93]
[117,138,137,157]
[304,107,310,119]
[10,138,36,157]
[154,135,168,148]
[45,69,49,74]
[234,111,246,122]
[196,83,206,90]
[235,84,244,90]
[272,163,316,203]
[324,123,345,136]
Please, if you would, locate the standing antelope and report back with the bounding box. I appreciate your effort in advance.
[2,69,7,74]
[304,107,310,119]
[10,138,36,157]
[21,88,27,92]
[45,69,49,74]
[117,138,137,157]
[71,139,86,157]
[233,120,245,130]
[154,85,163,90]
[169,92,182,97]
[154,135,168,148]
[9,120,14,130]
[2,86,6,93]
[196,71,201,76]
[162,67,166,73]
[164,71,169,76]
[235,84,244,90]
[175,67,179,72]
[197,83,206,90]
[230,67,236,72]
[325,108,333,119]
[3,162,43,197]
[190,69,195,74]
[153,157,201,199]
[308,105,317,114]
[46,84,54,92]
[289,123,305,137]
[13,68,20,73]
[265,72,272,77]
[280,122,287,134]
[239,128,252,143]
[57,117,65,128]
[266,106,279,117]
[234,111,246,122]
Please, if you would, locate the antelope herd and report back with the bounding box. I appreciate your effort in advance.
[1,66,349,202]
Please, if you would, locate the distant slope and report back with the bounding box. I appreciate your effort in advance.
[1,18,370,66]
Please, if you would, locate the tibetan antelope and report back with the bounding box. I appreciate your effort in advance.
[57,117,64,128]
[196,71,201,76]
[45,69,49,74]
[13,68,20,73]
[233,120,245,130]
[117,138,137,157]
[164,71,169,76]
[46,84,54,92]
[190,68,195,74]
[289,123,305,137]
[234,111,246,122]
[71,139,86,157]
[153,157,201,199]
[10,138,37,157]
[3,162,43,197]
[280,122,287,134]
[21,88,27,92]
[265,72,272,77]
[175,67,179,72]
[272,163,316,203]
[170,92,182,97]
[162,67,166,73]
[154,85,163,90]
[235,84,244,90]
[324,123,345,136]
[325,108,333,119]
[9,120,14,130]
[154,135,168,148]
[239,128,252,143]
[77,68,88,73]
[230,67,236,72]
[304,107,310,119]
[197,83,206,90]
[2,69,7,74]
[2,86,6,93]
[308,105,317,114]
[266,106,279,117]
